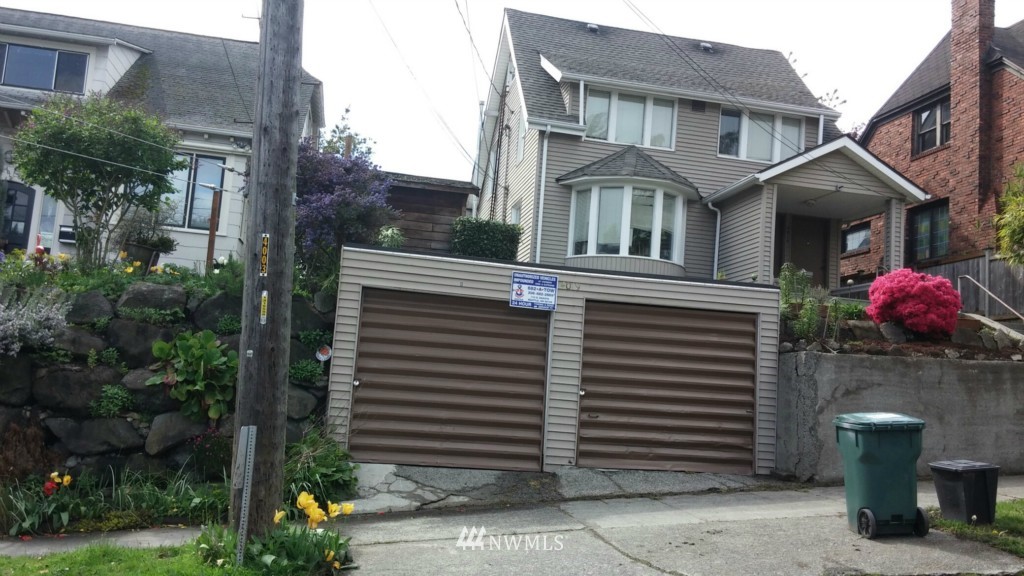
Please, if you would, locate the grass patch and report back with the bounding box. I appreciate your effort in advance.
[930,497,1024,557]
[0,543,260,576]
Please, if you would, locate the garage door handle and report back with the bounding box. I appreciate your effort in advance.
[352,379,361,388]
[579,389,586,396]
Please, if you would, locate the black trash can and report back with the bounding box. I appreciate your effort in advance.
[929,460,1000,524]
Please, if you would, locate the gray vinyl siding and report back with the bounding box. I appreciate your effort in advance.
[329,247,781,474]
[759,184,777,283]
[538,99,813,277]
[769,152,896,199]
[718,187,764,283]
[93,44,142,93]
[563,255,685,277]
[501,82,540,261]
[558,81,573,116]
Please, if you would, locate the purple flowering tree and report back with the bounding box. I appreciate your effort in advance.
[295,139,394,293]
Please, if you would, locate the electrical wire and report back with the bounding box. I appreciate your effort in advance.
[367,0,479,176]
[222,37,254,124]
[453,0,502,101]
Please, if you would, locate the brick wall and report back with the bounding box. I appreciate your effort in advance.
[992,69,1024,197]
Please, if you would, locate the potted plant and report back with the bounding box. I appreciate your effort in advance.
[119,203,179,271]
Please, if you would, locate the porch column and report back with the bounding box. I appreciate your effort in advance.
[883,198,905,272]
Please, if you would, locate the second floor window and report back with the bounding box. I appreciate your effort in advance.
[719,108,803,163]
[585,89,675,149]
[913,100,950,155]
[165,153,226,231]
[0,43,88,94]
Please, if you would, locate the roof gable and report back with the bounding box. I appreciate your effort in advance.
[0,7,324,136]
[556,145,698,195]
[504,9,835,127]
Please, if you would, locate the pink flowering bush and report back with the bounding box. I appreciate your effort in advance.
[866,268,962,337]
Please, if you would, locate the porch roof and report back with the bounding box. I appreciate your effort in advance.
[703,136,928,221]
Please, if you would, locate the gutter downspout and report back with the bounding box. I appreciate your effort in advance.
[817,114,824,145]
[534,125,551,263]
[708,201,722,279]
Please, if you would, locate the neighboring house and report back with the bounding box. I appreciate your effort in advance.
[0,8,324,268]
[325,10,935,479]
[473,9,928,289]
[384,172,477,254]
[846,0,1024,313]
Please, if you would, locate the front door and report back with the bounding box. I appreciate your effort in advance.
[2,182,34,252]
[787,215,829,287]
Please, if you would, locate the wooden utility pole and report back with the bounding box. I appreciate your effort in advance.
[231,0,304,537]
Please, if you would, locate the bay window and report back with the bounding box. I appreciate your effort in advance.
[718,108,804,162]
[585,88,676,149]
[570,184,684,262]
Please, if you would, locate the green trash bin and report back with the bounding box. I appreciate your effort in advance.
[833,412,929,539]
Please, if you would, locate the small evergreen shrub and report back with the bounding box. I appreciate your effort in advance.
[215,314,242,335]
[90,384,134,418]
[866,268,961,337]
[298,329,332,349]
[449,217,522,261]
[289,359,324,385]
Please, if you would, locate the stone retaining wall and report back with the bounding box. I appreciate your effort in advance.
[0,282,333,477]
[776,351,1024,482]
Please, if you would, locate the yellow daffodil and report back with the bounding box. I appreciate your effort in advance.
[118,250,128,260]
[305,505,327,530]
[324,549,335,562]
[296,491,317,512]
[132,260,142,267]
[333,561,341,570]
[273,509,286,524]
[58,253,69,261]
[341,502,354,516]
[124,266,134,274]
[62,474,72,487]
[327,501,341,518]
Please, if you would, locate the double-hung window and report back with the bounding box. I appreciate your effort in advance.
[909,200,949,262]
[570,184,684,262]
[585,89,676,149]
[0,42,88,93]
[718,108,804,162]
[913,100,950,155]
[165,153,226,231]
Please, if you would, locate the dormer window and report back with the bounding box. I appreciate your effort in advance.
[718,108,803,163]
[0,42,88,94]
[585,88,675,149]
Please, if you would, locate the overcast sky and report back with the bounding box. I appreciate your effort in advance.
[5,0,1024,182]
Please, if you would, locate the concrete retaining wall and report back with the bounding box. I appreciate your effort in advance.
[777,352,1024,482]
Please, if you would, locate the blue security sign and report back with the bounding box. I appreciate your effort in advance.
[509,271,558,311]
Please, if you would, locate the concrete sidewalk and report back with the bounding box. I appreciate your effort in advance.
[2,476,1023,576]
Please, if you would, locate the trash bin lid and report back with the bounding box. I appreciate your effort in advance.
[832,412,925,431]
[929,459,1000,472]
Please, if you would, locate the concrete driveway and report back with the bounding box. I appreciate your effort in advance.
[344,477,1024,576]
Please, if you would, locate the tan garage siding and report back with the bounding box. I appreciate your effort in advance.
[577,302,757,473]
[330,247,781,473]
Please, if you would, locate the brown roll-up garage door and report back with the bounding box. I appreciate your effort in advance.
[577,301,757,474]
[349,288,548,472]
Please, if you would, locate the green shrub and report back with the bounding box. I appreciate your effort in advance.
[778,262,812,308]
[118,307,185,326]
[793,297,821,341]
[146,330,239,422]
[89,316,112,333]
[29,348,72,365]
[376,224,405,248]
[284,423,359,506]
[289,359,324,385]
[90,384,133,418]
[298,329,332,349]
[205,256,245,298]
[215,314,242,335]
[449,217,522,261]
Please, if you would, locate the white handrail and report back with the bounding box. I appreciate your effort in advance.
[957,274,1024,324]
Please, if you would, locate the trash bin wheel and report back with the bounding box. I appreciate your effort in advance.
[913,507,929,537]
[857,508,877,539]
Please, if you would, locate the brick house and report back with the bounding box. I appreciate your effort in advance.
[843,0,1024,312]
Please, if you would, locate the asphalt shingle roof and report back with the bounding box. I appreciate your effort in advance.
[556,145,698,193]
[505,9,834,128]
[867,18,1024,129]
[0,7,323,135]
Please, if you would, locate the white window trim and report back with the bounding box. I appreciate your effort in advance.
[717,108,805,164]
[163,151,227,234]
[583,88,677,151]
[566,183,685,264]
